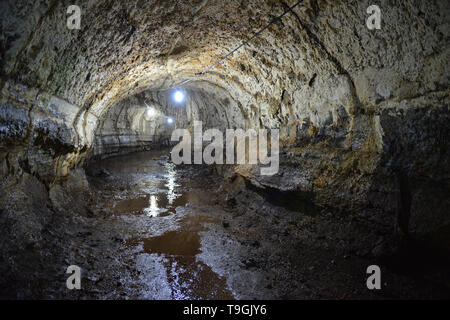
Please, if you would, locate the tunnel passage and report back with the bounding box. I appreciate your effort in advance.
[0,0,449,299]
[90,83,250,159]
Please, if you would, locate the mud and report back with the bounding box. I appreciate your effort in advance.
[2,150,450,299]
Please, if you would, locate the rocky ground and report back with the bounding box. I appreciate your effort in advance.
[1,149,449,299]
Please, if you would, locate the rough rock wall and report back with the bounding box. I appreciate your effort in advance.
[0,0,449,245]
[0,82,87,184]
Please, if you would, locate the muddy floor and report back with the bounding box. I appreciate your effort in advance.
[3,150,450,299]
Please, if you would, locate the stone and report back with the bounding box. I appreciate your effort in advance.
[0,0,449,299]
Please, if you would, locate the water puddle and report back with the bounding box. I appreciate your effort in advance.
[113,193,182,217]
[112,190,213,217]
[113,195,152,215]
[165,257,234,300]
[126,215,233,299]
[126,215,219,254]
[110,154,186,217]
[89,150,234,299]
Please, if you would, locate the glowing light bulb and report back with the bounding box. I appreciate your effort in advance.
[146,107,156,118]
[167,117,174,124]
[173,90,185,103]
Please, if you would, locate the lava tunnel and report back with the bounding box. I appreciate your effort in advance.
[0,0,449,301]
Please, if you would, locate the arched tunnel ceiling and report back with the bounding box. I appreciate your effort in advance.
[0,0,448,208]
[3,0,319,144]
[2,0,447,147]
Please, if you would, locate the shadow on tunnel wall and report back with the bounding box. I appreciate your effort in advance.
[364,105,450,286]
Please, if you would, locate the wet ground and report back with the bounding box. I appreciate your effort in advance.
[51,149,447,300]
[71,150,233,299]
[5,150,448,299]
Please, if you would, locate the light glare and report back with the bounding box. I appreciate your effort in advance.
[146,108,156,118]
[173,90,185,103]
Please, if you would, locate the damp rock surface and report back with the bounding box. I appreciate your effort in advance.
[0,0,449,299]
[2,150,449,299]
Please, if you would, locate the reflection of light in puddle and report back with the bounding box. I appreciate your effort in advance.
[144,163,179,217]
[125,214,233,299]
[145,195,167,217]
[165,162,178,206]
